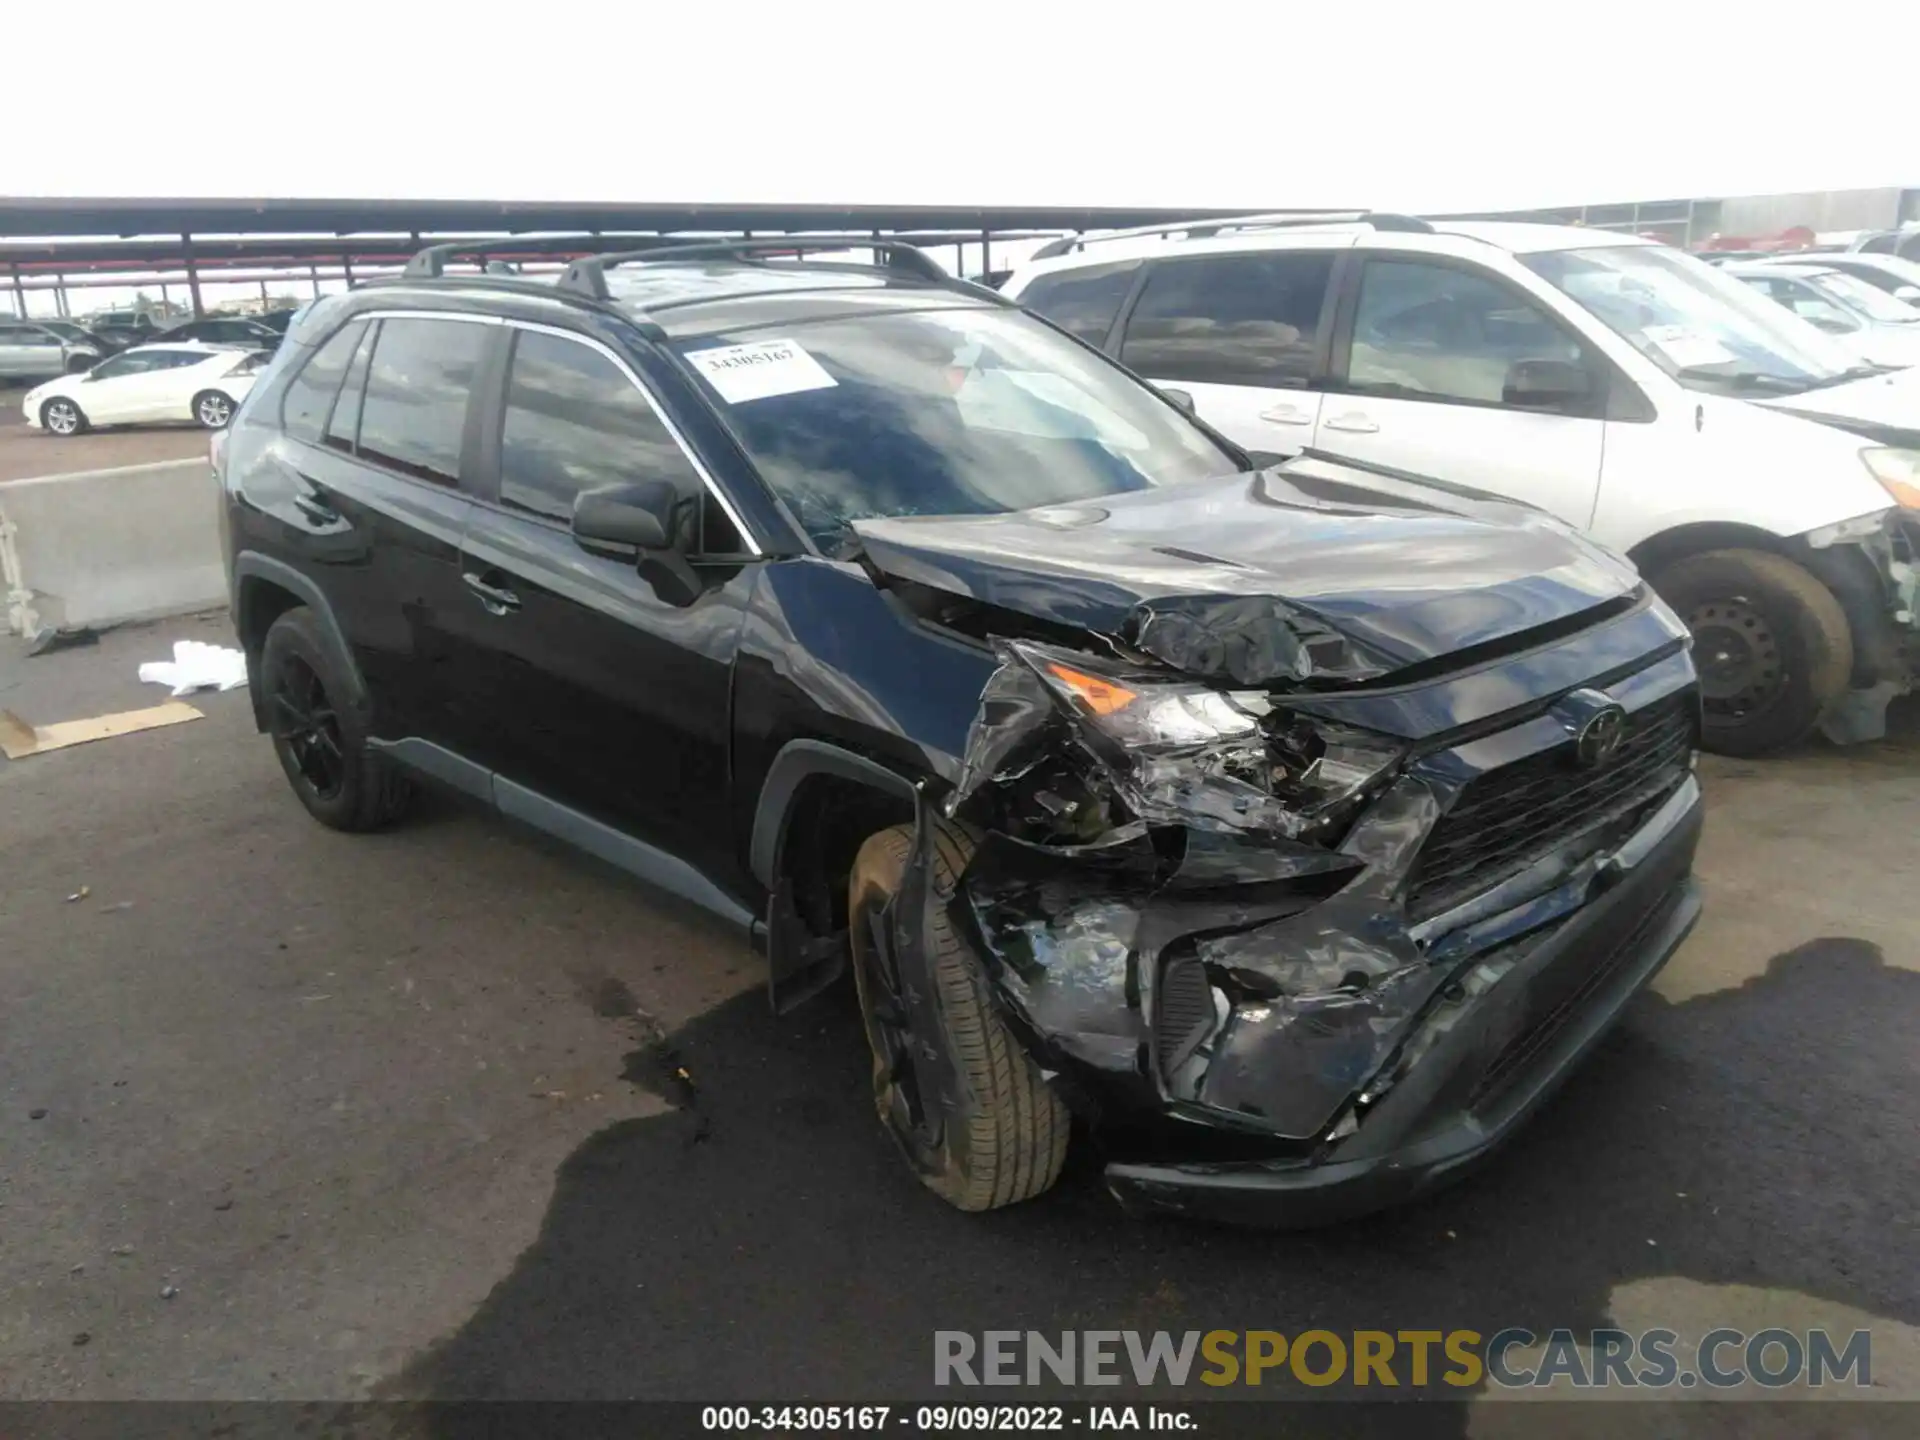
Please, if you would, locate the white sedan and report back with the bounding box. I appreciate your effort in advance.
[21,343,271,436]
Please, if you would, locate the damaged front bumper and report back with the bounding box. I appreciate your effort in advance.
[1106,782,1701,1226]
[942,616,1705,1226]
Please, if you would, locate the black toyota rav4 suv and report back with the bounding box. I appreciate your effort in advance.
[219,238,1705,1225]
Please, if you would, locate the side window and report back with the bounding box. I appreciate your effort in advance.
[157,352,206,371]
[92,352,161,380]
[354,317,488,485]
[1017,261,1140,345]
[1345,260,1590,410]
[497,329,737,549]
[1119,251,1333,387]
[1771,279,1857,332]
[280,319,368,443]
[326,323,378,451]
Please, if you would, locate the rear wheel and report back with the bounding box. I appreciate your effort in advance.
[260,607,409,831]
[1651,548,1852,757]
[847,819,1070,1211]
[192,390,235,429]
[40,397,86,436]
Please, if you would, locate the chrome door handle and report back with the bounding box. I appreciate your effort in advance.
[1323,412,1380,434]
[463,572,521,615]
[1258,403,1313,425]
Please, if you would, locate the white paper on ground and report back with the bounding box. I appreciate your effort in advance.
[138,641,250,697]
[683,338,838,404]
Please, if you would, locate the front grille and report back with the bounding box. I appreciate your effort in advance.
[1155,954,1216,1075]
[1406,690,1696,921]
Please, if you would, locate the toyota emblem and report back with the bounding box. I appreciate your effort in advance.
[1574,705,1627,769]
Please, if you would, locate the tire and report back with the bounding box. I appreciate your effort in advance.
[848,819,1070,1211]
[1651,547,1853,757]
[192,389,236,429]
[64,353,91,374]
[259,607,410,831]
[40,397,86,437]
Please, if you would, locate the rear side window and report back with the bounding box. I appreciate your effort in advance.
[497,330,737,548]
[355,317,489,486]
[281,319,368,443]
[1017,261,1140,345]
[1120,252,1334,387]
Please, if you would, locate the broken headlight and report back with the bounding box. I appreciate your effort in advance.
[1863,447,1920,510]
[1014,642,1403,843]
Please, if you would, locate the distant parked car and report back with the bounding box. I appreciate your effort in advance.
[157,315,285,348]
[0,319,105,381]
[1849,227,1920,263]
[20,344,270,435]
[1723,261,1920,368]
[84,310,164,349]
[1767,252,1920,309]
[254,308,303,335]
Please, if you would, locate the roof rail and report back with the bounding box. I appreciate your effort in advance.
[1028,210,1434,260]
[400,234,606,278]
[558,235,954,301]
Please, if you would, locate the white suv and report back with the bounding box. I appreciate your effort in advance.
[1003,213,1920,756]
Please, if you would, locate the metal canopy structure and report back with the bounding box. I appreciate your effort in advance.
[0,195,1265,240]
[0,196,1289,316]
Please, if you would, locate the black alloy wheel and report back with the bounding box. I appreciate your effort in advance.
[270,651,346,804]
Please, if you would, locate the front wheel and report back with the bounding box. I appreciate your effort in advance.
[40,397,86,436]
[1651,548,1852,757]
[848,819,1070,1211]
[193,390,235,429]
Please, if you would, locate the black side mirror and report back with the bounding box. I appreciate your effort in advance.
[1503,358,1593,412]
[572,478,677,554]
[573,478,708,606]
[1159,386,1197,417]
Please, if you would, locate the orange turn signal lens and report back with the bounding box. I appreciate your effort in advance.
[1882,478,1920,510]
[1044,663,1138,717]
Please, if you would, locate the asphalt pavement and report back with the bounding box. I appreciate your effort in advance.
[0,384,210,483]
[1,617,1916,1430]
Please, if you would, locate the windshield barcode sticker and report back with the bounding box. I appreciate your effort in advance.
[684,338,838,404]
[1642,323,1734,370]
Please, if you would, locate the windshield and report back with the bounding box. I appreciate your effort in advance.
[674,305,1240,550]
[1524,244,1863,394]
[38,321,91,342]
[1799,269,1920,324]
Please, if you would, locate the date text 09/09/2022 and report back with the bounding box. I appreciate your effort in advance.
[701,1406,1193,1432]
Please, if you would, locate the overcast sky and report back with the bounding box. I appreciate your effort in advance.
[11,1,1916,215]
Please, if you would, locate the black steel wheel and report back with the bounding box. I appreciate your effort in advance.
[1652,548,1852,757]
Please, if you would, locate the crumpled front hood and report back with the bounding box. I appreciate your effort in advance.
[853,455,1639,686]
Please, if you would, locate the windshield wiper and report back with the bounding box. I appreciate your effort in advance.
[1798,364,1889,391]
[1673,365,1807,394]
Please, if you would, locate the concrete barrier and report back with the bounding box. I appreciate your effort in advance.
[1,459,225,639]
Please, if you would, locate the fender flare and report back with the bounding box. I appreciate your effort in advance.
[748,738,921,891]
[231,551,368,711]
